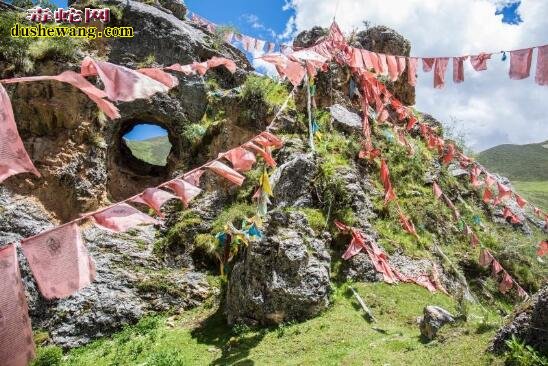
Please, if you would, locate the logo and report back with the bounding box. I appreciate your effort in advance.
[46,237,62,256]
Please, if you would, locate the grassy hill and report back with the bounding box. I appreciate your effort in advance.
[478,140,548,211]
[477,140,548,181]
[124,136,171,166]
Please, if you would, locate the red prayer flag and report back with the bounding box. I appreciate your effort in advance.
[21,223,95,300]
[470,53,491,71]
[433,57,449,88]
[479,248,493,268]
[81,57,171,102]
[453,56,468,83]
[422,58,435,72]
[537,241,548,256]
[386,55,399,81]
[137,68,179,88]
[514,193,527,208]
[223,147,256,172]
[499,271,514,294]
[0,244,36,366]
[165,179,202,207]
[399,211,418,238]
[377,53,388,76]
[406,115,418,131]
[396,56,407,76]
[407,57,418,86]
[485,174,496,187]
[207,161,245,186]
[259,131,284,148]
[470,231,480,247]
[206,56,237,74]
[184,169,205,187]
[0,85,41,183]
[131,188,177,217]
[441,144,455,165]
[496,182,512,203]
[244,142,277,167]
[92,203,160,233]
[509,48,533,80]
[341,230,365,260]
[433,182,443,199]
[491,259,503,276]
[535,45,548,86]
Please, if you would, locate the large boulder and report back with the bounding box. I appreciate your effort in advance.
[419,305,455,341]
[225,211,331,325]
[271,153,318,208]
[491,285,548,355]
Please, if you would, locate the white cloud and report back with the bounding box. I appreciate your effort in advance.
[282,0,548,151]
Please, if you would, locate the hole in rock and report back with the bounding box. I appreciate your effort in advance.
[122,123,172,167]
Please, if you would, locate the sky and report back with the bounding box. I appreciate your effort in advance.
[124,124,168,141]
[186,0,547,152]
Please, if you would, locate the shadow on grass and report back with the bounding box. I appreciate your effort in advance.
[190,306,266,365]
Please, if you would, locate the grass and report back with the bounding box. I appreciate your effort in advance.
[61,282,504,366]
[124,136,172,166]
[512,181,548,212]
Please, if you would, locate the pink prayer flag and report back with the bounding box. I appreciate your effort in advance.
[341,235,364,260]
[386,55,399,81]
[223,147,256,172]
[441,143,455,165]
[377,53,388,75]
[537,241,548,256]
[407,57,418,86]
[0,244,36,366]
[433,58,449,88]
[384,183,397,205]
[137,68,179,88]
[165,63,193,75]
[244,142,277,167]
[81,57,170,102]
[241,35,254,51]
[184,169,205,187]
[399,211,418,238]
[422,58,435,72]
[1,71,120,120]
[470,53,492,71]
[92,203,159,233]
[131,188,176,217]
[207,161,245,186]
[483,187,493,204]
[283,59,306,86]
[499,271,513,294]
[496,182,512,202]
[21,223,95,300]
[396,56,407,76]
[410,275,437,293]
[369,52,382,74]
[433,182,443,199]
[485,174,496,187]
[361,50,374,70]
[206,57,237,74]
[379,159,390,189]
[535,45,548,86]
[514,193,527,208]
[470,232,480,247]
[0,84,41,183]
[479,248,493,268]
[259,131,284,148]
[453,56,468,83]
[191,61,209,75]
[509,48,533,80]
[491,259,503,276]
[350,47,364,69]
[165,179,202,207]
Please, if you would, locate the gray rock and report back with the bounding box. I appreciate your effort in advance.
[419,305,455,340]
[330,104,362,135]
[341,252,382,282]
[271,153,318,208]
[491,285,548,355]
[293,27,329,49]
[225,211,331,325]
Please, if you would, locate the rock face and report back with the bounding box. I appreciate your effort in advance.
[354,25,415,105]
[419,306,455,340]
[271,153,318,208]
[329,104,362,134]
[225,211,331,325]
[293,27,329,49]
[491,285,548,355]
[0,188,210,349]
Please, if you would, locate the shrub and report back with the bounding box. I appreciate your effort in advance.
[31,346,63,366]
[505,336,548,366]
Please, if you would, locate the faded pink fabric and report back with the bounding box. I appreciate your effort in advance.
[131,188,177,217]
[407,57,418,86]
[206,57,237,74]
[499,272,514,294]
[396,56,407,76]
[137,68,179,88]
[386,55,399,81]
[361,50,374,70]
[485,174,496,187]
[0,244,36,366]
[453,56,468,83]
[92,203,160,233]
[1,71,120,119]
[483,187,493,204]
[21,223,95,300]
[377,53,388,75]
[479,249,493,268]
[0,84,41,183]
[184,169,205,187]
[165,63,194,75]
[259,131,284,148]
[433,57,449,89]
[369,52,382,74]
[165,179,202,207]
[207,161,245,186]
[81,57,170,102]
[341,230,365,260]
[350,47,364,69]
[509,48,533,80]
[283,59,306,86]
[441,143,455,165]
[491,259,503,276]
[223,147,256,172]
[496,182,512,203]
[433,182,443,199]
[470,53,492,71]
[422,58,435,72]
[535,45,548,85]
[244,142,277,167]
[514,193,528,208]
[241,35,254,51]
[191,61,209,76]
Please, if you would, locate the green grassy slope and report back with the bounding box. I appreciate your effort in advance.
[477,141,548,181]
[61,283,505,366]
[124,136,171,166]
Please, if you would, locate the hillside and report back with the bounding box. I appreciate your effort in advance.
[478,141,548,210]
[477,141,548,181]
[124,136,172,166]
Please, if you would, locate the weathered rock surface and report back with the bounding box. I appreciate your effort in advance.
[225,211,331,325]
[271,153,318,208]
[491,285,548,355]
[329,104,362,134]
[419,305,455,341]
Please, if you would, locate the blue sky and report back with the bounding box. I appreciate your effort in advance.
[124,124,168,141]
